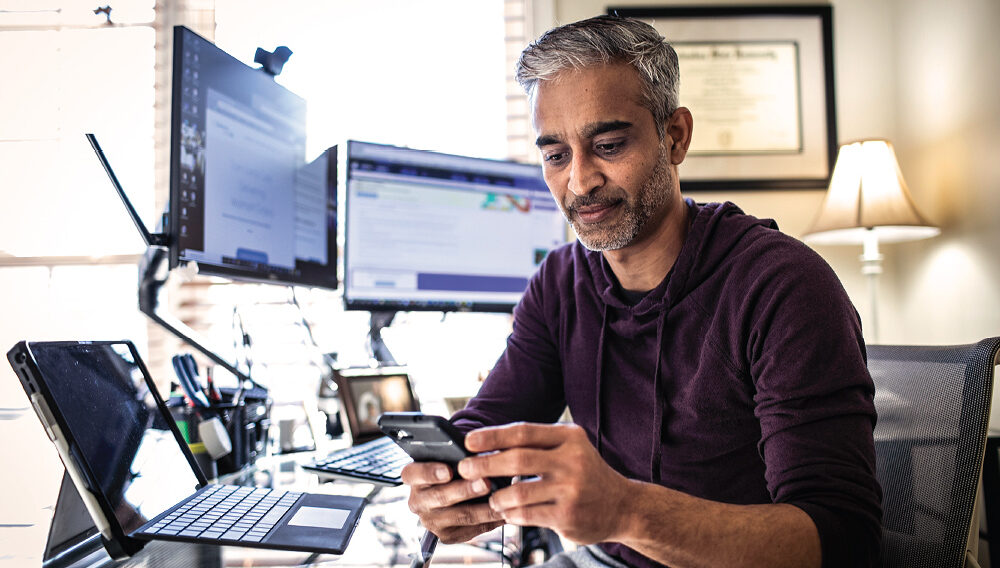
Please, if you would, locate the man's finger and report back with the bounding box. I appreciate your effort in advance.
[488,476,555,511]
[401,461,454,487]
[421,500,503,528]
[458,447,552,480]
[465,422,581,452]
[493,503,561,533]
[410,478,494,513]
[435,520,506,545]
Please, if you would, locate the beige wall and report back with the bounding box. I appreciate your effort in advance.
[888,0,1000,344]
[535,0,1000,345]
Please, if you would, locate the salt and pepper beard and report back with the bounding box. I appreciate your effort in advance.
[560,143,672,251]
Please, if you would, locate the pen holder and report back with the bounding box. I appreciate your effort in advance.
[187,441,218,480]
[167,388,270,476]
[166,400,218,480]
[213,387,271,476]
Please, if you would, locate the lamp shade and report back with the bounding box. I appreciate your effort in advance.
[803,140,940,245]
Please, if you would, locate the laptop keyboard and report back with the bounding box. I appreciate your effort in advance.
[141,485,301,543]
[304,436,412,486]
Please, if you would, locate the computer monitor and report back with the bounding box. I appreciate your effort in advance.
[343,140,567,313]
[169,26,338,290]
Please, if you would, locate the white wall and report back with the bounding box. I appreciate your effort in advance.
[888,0,1000,344]
[539,0,1000,346]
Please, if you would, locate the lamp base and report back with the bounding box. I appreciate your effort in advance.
[860,228,881,342]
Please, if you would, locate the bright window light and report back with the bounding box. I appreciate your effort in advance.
[214,0,507,161]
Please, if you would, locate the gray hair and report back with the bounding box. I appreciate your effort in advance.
[516,15,680,138]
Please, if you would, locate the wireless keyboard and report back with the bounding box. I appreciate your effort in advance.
[303,436,412,486]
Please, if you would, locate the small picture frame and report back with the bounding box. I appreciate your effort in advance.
[334,367,418,443]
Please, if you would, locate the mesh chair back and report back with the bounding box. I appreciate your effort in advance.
[869,338,1000,568]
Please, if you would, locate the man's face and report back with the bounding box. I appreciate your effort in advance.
[531,63,674,251]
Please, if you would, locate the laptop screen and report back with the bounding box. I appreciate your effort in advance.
[30,341,201,534]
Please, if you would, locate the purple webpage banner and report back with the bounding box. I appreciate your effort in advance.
[418,273,528,293]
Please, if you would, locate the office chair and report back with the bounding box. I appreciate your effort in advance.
[869,337,1000,568]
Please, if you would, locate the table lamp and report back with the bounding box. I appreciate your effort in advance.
[802,139,939,341]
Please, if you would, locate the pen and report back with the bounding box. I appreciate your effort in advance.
[172,354,210,408]
[410,530,438,568]
[183,353,214,404]
[206,366,221,403]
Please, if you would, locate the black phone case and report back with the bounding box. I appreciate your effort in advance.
[378,412,511,502]
[377,412,471,466]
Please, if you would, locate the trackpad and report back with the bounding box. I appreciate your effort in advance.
[288,506,350,530]
[264,493,366,554]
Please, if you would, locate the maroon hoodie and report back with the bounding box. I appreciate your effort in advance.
[452,200,882,567]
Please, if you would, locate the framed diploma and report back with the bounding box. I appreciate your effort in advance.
[608,6,837,190]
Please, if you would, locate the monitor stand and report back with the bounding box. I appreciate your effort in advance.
[86,133,259,390]
[369,311,399,366]
[138,246,260,389]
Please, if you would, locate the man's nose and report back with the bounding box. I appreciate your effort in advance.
[567,153,604,196]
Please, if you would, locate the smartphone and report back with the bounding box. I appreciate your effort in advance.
[378,412,473,465]
[378,412,510,499]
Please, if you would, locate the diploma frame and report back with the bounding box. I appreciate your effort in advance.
[608,5,837,190]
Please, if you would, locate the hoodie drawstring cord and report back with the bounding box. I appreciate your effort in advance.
[650,314,666,484]
[594,302,610,458]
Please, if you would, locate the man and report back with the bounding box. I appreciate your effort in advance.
[401,15,881,568]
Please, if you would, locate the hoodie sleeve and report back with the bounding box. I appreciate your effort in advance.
[451,252,568,432]
[744,237,882,568]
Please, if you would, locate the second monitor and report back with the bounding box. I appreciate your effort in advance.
[343,140,567,313]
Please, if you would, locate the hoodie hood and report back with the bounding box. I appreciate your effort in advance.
[585,200,779,483]
[586,199,779,316]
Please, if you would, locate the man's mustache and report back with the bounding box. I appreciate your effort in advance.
[565,190,624,214]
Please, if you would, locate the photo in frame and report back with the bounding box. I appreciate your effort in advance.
[334,367,418,443]
[608,5,838,190]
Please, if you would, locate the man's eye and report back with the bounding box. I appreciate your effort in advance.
[544,151,568,164]
[596,142,623,155]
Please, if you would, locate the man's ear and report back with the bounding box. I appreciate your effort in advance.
[665,107,693,165]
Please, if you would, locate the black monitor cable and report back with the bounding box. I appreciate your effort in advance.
[229,306,266,403]
[231,306,253,378]
[289,286,336,369]
[290,286,320,348]
[464,524,518,567]
[501,524,508,568]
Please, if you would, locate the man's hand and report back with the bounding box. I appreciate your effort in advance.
[399,461,505,543]
[458,422,634,544]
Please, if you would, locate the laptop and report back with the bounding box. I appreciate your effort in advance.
[303,367,417,485]
[8,340,366,558]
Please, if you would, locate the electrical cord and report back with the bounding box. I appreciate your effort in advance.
[370,515,407,567]
[288,286,337,375]
[229,305,268,404]
[290,286,320,348]
[231,306,254,379]
[501,524,509,568]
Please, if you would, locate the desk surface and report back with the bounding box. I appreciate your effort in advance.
[0,450,512,568]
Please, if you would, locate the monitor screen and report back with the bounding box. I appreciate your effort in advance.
[343,140,566,312]
[169,26,338,290]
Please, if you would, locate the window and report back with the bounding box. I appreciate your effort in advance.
[0,2,156,366]
[214,0,508,160]
[0,2,156,557]
[184,1,516,408]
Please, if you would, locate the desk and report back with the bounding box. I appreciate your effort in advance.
[14,451,515,568]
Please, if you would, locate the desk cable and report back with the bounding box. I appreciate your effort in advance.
[231,306,254,381]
